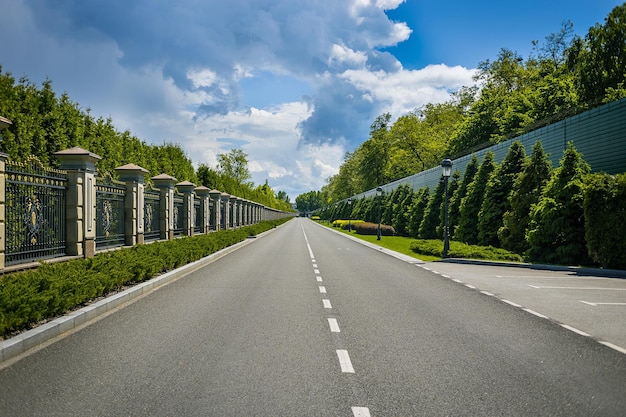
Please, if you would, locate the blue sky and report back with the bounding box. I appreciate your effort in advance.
[0,0,622,198]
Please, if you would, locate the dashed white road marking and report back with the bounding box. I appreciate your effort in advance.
[581,301,626,306]
[323,299,332,309]
[502,299,522,308]
[599,341,626,355]
[316,276,323,282]
[452,279,463,284]
[465,284,476,289]
[314,269,320,275]
[337,350,355,373]
[352,407,372,417]
[480,291,495,297]
[530,285,626,290]
[312,263,318,268]
[319,286,327,294]
[328,318,340,332]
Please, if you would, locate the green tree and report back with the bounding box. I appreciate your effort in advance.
[217,148,251,185]
[526,143,590,264]
[407,188,430,238]
[449,156,479,237]
[419,176,445,239]
[477,141,528,247]
[455,152,497,244]
[499,141,552,254]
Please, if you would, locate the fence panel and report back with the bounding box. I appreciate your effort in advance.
[5,157,67,265]
[144,187,161,241]
[173,193,184,236]
[193,198,203,234]
[95,176,126,249]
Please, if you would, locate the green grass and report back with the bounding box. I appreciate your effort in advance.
[320,221,439,261]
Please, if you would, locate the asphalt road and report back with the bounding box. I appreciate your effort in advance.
[1,218,625,416]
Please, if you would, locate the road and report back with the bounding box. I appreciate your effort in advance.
[1,218,625,416]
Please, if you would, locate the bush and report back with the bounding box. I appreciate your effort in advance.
[354,222,395,236]
[340,220,364,230]
[0,218,291,338]
[410,239,523,262]
[311,216,321,220]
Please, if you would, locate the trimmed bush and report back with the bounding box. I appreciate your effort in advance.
[354,222,395,236]
[409,239,523,262]
[0,218,291,338]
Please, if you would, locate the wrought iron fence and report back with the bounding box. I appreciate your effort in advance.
[173,193,184,236]
[193,198,203,234]
[5,157,67,265]
[144,187,161,241]
[95,175,126,249]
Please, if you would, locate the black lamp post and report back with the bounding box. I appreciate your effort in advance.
[441,158,453,258]
[376,187,383,240]
[347,198,352,232]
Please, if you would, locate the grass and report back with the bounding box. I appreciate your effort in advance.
[318,220,523,263]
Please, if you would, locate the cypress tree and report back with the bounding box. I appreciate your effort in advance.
[392,184,414,237]
[408,188,430,238]
[526,142,590,265]
[499,141,552,254]
[419,176,445,239]
[477,141,528,247]
[449,156,479,238]
[455,152,497,244]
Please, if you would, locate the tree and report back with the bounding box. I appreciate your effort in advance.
[455,152,497,244]
[217,148,251,184]
[449,156,479,237]
[477,141,527,247]
[499,141,552,254]
[419,176,445,239]
[526,143,590,264]
[407,188,430,238]
[568,3,626,104]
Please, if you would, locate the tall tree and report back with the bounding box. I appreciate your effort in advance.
[449,156,479,237]
[526,143,590,264]
[499,141,552,254]
[455,152,497,244]
[477,141,528,247]
[217,148,251,184]
[419,176,446,240]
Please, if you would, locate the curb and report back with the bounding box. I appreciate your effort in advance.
[0,227,278,364]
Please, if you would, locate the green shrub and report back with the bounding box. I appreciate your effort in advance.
[340,220,364,230]
[0,218,291,338]
[410,239,523,262]
[354,222,395,236]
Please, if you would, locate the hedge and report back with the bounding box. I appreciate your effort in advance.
[0,218,291,338]
[354,222,395,236]
[410,239,523,262]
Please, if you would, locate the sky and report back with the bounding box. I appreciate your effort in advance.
[0,0,623,199]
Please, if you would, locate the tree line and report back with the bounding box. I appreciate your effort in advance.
[0,69,291,211]
[299,3,626,206]
[318,140,626,269]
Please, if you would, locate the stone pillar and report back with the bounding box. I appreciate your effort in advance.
[115,164,149,245]
[152,174,177,240]
[209,189,222,231]
[55,147,102,258]
[220,193,231,229]
[176,181,195,236]
[195,186,210,234]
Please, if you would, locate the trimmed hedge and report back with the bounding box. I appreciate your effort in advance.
[410,239,523,262]
[0,218,291,338]
[354,222,395,236]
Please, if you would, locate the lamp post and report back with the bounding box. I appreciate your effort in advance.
[347,198,352,232]
[376,187,383,240]
[441,158,453,258]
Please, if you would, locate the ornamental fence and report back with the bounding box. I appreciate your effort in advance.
[0,144,293,272]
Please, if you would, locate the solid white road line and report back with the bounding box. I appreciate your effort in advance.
[599,341,626,355]
[323,299,332,309]
[337,349,355,373]
[523,308,549,319]
[530,285,626,290]
[301,226,315,259]
[352,406,372,417]
[560,324,591,337]
[581,301,626,306]
[328,318,340,332]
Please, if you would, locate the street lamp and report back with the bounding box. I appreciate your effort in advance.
[347,198,352,232]
[376,187,383,240]
[441,158,453,258]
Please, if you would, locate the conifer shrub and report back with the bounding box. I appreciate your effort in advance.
[409,240,523,262]
[0,218,291,338]
[354,222,395,236]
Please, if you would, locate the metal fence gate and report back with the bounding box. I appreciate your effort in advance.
[144,187,161,241]
[95,176,126,249]
[5,157,67,265]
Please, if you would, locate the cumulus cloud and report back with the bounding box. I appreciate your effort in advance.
[0,0,477,197]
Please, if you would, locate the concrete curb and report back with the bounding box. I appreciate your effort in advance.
[0,227,278,364]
